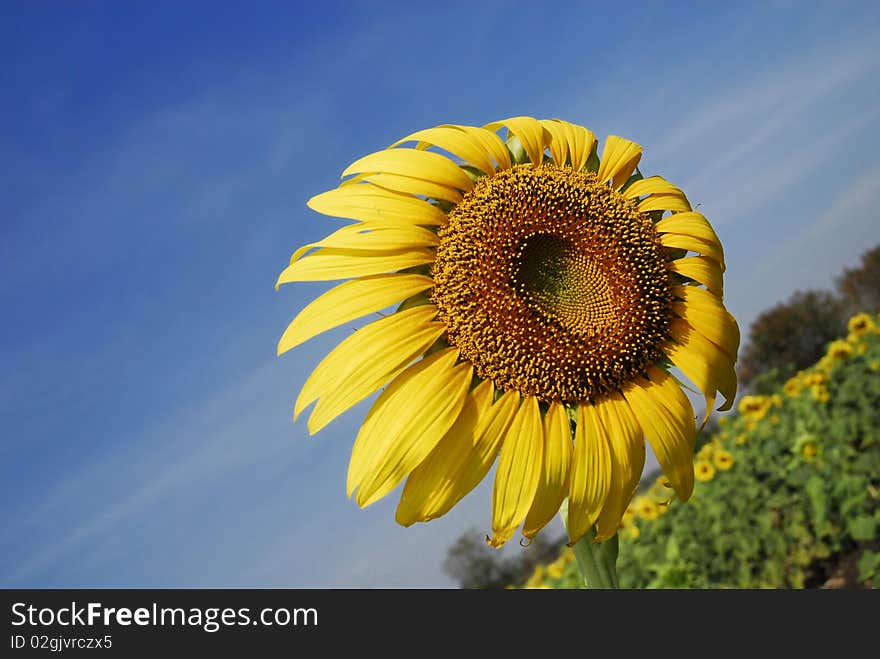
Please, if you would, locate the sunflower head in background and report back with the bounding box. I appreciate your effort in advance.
[276,117,739,547]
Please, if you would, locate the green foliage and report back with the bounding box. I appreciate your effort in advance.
[612,329,880,588]
[857,551,880,583]
[534,322,880,589]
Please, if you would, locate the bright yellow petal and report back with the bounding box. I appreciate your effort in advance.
[275,247,434,285]
[597,135,642,188]
[360,173,463,204]
[489,395,543,547]
[667,255,723,298]
[623,175,685,199]
[665,318,738,416]
[397,383,525,526]
[450,125,511,171]
[307,184,448,225]
[560,121,596,171]
[567,402,612,545]
[348,347,473,507]
[288,223,439,265]
[391,126,496,176]
[655,212,722,253]
[522,402,572,541]
[294,305,443,431]
[539,119,570,167]
[593,394,645,541]
[484,116,550,166]
[278,273,434,354]
[342,148,474,192]
[637,193,692,214]
[395,380,494,525]
[672,285,740,360]
[660,233,726,272]
[622,366,696,501]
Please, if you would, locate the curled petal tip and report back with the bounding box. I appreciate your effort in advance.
[485,534,506,549]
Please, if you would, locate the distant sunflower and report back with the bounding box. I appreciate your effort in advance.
[633,496,661,521]
[826,339,853,361]
[713,449,734,471]
[694,460,716,482]
[847,312,876,337]
[276,117,739,547]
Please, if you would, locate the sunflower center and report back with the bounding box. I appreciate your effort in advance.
[431,164,672,403]
[515,233,614,334]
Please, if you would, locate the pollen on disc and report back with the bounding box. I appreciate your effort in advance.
[431,164,672,403]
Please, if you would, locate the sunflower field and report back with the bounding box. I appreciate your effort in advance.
[521,312,880,589]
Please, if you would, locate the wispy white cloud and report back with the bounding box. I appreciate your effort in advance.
[653,34,879,171]
[704,105,880,221]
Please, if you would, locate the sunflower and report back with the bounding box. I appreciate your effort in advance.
[826,339,853,361]
[811,384,830,404]
[276,117,739,547]
[783,376,802,398]
[847,312,876,337]
[713,449,734,471]
[737,395,773,420]
[633,496,661,521]
[694,460,716,482]
[794,435,822,462]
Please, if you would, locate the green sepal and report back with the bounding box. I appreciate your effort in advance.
[583,140,600,173]
[506,136,530,165]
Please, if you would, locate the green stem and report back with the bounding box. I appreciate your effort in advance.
[570,527,619,589]
[559,500,620,588]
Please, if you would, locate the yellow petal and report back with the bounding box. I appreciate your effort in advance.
[395,380,494,525]
[294,305,443,432]
[665,318,738,417]
[275,247,434,285]
[348,348,473,507]
[593,394,645,541]
[522,402,572,540]
[278,273,434,354]
[398,388,521,525]
[622,367,696,502]
[560,121,596,171]
[396,382,521,525]
[597,135,642,188]
[342,148,473,192]
[307,184,448,226]
[361,173,463,204]
[638,193,692,214]
[667,255,723,298]
[623,175,685,199]
[288,223,439,265]
[539,119,570,167]
[484,116,550,166]
[391,126,496,176]
[672,285,740,360]
[489,395,543,547]
[655,212,722,248]
[567,403,611,545]
[450,125,511,171]
[660,233,726,272]
[626,176,691,213]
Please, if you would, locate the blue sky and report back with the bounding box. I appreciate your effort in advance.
[2,1,879,587]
